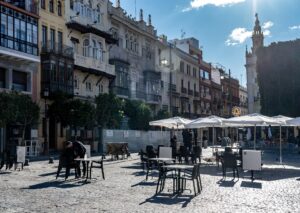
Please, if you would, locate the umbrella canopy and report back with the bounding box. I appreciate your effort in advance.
[272,115,293,126]
[224,113,281,126]
[149,116,192,129]
[185,115,225,129]
[286,117,300,126]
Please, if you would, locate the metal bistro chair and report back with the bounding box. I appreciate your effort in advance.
[89,156,105,180]
[156,165,177,194]
[181,163,201,196]
[221,153,239,179]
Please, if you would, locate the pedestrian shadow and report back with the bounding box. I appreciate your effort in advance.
[0,171,11,175]
[217,179,238,187]
[39,172,57,177]
[297,178,300,181]
[131,180,157,187]
[22,179,85,190]
[240,181,262,189]
[131,171,146,177]
[140,193,194,208]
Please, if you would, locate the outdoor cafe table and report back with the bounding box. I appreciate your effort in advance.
[74,157,103,182]
[148,158,175,162]
[162,164,194,194]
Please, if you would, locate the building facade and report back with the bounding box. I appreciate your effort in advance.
[239,85,248,115]
[210,66,223,116]
[158,37,212,118]
[108,1,161,113]
[0,0,39,153]
[65,0,116,102]
[245,13,264,114]
[220,70,240,118]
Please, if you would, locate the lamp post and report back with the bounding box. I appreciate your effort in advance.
[43,89,49,155]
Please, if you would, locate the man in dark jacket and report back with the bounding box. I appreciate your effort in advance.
[67,141,87,177]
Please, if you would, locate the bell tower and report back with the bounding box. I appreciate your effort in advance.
[252,13,264,53]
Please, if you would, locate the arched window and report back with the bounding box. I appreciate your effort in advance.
[49,0,54,13]
[83,39,89,57]
[57,1,62,16]
[41,0,45,9]
[92,40,97,59]
[98,42,103,61]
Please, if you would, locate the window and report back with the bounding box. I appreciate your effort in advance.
[92,40,97,59]
[188,81,190,90]
[49,0,54,13]
[99,84,104,93]
[181,79,184,88]
[42,26,47,47]
[57,1,62,16]
[74,78,78,89]
[193,68,197,77]
[98,42,103,61]
[13,71,28,92]
[86,82,92,91]
[70,0,74,9]
[180,61,184,72]
[58,31,63,52]
[41,0,45,9]
[83,39,89,57]
[50,29,55,50]
[194,83,196,92]
[187,65,191,75]
[0,7,38,56]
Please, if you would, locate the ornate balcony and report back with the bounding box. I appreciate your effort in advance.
[74,53,115,78]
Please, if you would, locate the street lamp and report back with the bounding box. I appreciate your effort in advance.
[43,88,49,155]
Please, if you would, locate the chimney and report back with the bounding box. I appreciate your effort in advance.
[148,14,152,26]
[139,9,143,21]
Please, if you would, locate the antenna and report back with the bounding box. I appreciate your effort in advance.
[180,29,186,39]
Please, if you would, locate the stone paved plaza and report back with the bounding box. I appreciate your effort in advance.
[0,149,300,213]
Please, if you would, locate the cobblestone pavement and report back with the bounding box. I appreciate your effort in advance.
[0,149,300,213]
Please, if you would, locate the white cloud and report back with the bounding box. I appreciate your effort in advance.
[226,28,252,46]
[226,21,274,46]
[289,25,300,30]
[262,21,274,29]
[183,0,245,11]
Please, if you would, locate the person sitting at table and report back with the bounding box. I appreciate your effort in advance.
[57,144,78,180]
[66,140,87,177]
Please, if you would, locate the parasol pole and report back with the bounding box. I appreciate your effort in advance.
[280,125,282,164]
[254,124,257,150]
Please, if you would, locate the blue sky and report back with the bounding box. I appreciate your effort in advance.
[115,0,300,86]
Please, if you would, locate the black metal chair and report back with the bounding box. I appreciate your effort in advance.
[221,153,239,179]
[181,164,201,196]
[156,165,177,194]
[89,157,105,180]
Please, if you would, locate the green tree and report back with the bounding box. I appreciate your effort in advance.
[154,109,170,120]
[11,92,40,142]
[95,93,124,129]
[0,92,17,127]
[124,100,152,131]
[63,99,96,133]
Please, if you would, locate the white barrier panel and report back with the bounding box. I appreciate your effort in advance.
[84,145,91,158]
[17,146,26,163]
[242,150,262,171]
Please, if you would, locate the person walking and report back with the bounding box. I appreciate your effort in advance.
[170,135,177,158]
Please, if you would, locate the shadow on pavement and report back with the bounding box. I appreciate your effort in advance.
[0,171,12,175]
[23,179,86,190]
[140,193,194,208]
[39,172,57,177]
[131,180,157,187]
[240,181,262,189]
[217,179,239,187]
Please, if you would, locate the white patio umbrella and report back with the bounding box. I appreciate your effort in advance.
[149,116,192,129]
[287,117,300,126]
[224,113,281,149]
[149,117,193,143]
[185,115,226,148]
[273,115,294,164]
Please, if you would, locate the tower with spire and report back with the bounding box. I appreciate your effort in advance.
[245,13,264,113]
